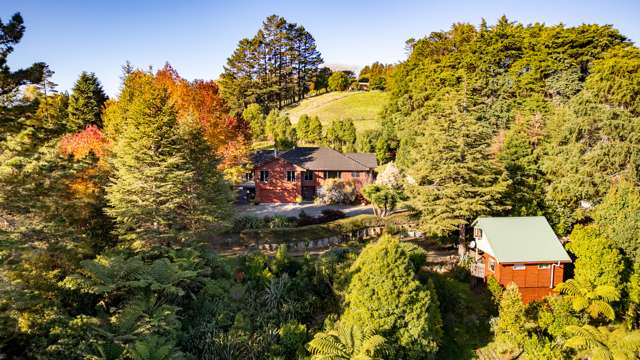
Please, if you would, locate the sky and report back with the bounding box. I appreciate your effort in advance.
[3,0,640,96]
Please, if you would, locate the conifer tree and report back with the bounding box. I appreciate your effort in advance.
[104,72,231,249]
[403,94,507,249]
[341,235,442,358]
[67,71,107,130]
[307,115,322,144]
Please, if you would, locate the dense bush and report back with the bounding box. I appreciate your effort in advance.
[316,179,358,205]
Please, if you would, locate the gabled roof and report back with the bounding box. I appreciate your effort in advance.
[273,147,375,171]
[472,216,571,263]
[345,153,377,169]
[251,149,277,166]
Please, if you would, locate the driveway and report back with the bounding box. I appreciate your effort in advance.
[235,203,373,218]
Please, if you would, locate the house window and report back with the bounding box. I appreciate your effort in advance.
[303,170,314,181]
[513,264,526,270]
[324,171,340,179]
[259,170,269,182]
[489,260,496,273]
[286,170,296,182]
[538,264,551,269]
[474,227,482,239]
[244,172,253,181]
[351,172,360,178]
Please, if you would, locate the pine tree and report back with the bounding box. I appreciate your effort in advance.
[67,71,107,130]
[104,72,231,249]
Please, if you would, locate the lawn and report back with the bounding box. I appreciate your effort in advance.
[284,91,390,133]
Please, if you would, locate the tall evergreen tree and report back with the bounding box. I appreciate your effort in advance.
[403,94,507,248]
[67,71,107,130]
[104,72,231,249]
[220,15,322,114]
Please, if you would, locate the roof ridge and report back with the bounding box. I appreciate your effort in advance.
[344,152,375,169]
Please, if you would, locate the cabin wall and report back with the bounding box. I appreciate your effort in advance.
[483,253,566,303]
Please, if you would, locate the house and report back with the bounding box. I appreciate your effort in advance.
[470,216,572,303]
[248,147,377,203]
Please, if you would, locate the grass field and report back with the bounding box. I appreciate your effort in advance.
[284,91,390,133]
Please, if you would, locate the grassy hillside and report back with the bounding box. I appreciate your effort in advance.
[285,91,389,133]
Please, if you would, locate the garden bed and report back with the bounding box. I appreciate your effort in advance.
[239,211,414,245]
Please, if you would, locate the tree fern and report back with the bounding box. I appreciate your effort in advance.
[307,322,386,360]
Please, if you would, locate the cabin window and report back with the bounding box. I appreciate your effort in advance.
[351,172,360,178]
[489,260,496,273]
[286,170,296,182]
[324,171,340,179]
[244,172,253,181]
[538,264,551,269]
[474,227,482,239]
[259,170,269,182]
[513,264,526,271]
[303,170,314,181]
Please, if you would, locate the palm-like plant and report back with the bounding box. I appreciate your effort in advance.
[564,324,640,360]
[556,279,620,320]
[306,322,386,360]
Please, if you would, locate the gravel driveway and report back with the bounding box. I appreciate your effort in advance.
[235,203,373,218]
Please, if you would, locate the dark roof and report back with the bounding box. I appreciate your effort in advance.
[271,147,374,171]
[345,153,377,169]
[251,149,277,166]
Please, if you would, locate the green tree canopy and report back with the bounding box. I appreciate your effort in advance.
[67,71,107,130]
[341,235,442,358]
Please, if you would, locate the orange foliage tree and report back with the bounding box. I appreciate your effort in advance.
[155,64,250,170]
[59,125,110,160]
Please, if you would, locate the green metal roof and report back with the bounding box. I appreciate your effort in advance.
[472,216,571,263]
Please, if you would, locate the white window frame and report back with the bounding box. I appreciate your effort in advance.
[489,260,496,273]
[538,264,551,269]
[513,264,526,271]
[259,170,269,182]
[286,170,296,182]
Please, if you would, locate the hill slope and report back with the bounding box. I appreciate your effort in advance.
[285,91,389,133]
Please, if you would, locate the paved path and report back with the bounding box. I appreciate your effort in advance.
[235,203,373,218]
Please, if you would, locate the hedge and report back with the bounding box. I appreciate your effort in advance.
[239,211,414,245]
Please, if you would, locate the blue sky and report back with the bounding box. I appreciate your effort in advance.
[3,0,640,96]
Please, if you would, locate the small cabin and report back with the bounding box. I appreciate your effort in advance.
[470,216,571,303]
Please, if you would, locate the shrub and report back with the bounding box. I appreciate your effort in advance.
[232,215,267,232]
[318,209,346,222]
[316,179,358,205]
[268,215,295,229]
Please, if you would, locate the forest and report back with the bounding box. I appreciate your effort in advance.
[2,9,640,360]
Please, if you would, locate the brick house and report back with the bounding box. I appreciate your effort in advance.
[247,147,377,203]
[470,216,572,303]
